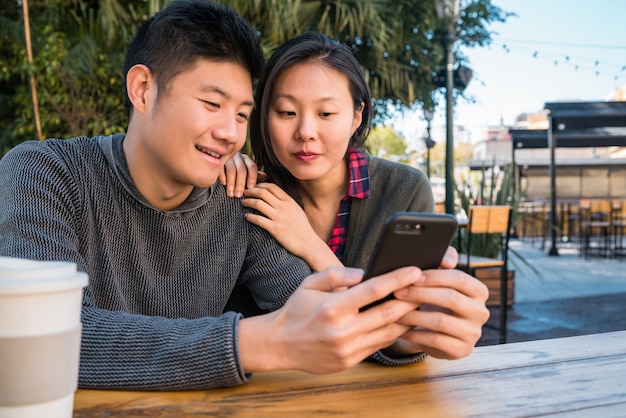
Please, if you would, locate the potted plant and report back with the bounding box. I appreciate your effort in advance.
[454,162,535,306]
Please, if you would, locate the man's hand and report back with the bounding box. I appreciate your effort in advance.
[238,266,422,374]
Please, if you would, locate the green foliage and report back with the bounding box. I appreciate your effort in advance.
[456,163,524,256]
[455,162,541,277]
[0,0,161,155]
[458,163,522,214]
[365,125,410,163]
[453,161,543,279]
[4,26,126,143]
[1,0,511,157]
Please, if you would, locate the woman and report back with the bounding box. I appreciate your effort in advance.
[244,32,435,272]
[225,32,489,361]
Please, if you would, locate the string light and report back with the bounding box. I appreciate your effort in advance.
[492,38,625,83]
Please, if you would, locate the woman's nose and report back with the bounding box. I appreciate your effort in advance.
[295,115,316,142]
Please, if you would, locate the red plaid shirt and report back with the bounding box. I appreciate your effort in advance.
[327,148,370,260]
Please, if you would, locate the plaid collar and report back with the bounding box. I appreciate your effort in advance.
[345,148,370,199]
[326,148,369,260]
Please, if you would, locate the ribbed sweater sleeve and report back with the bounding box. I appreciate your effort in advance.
[0,136,312,390]
[79,307,245,389]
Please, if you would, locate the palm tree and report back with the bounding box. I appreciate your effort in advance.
[1,0,167,143]
[1,0,510,151]
[219,0,510,120]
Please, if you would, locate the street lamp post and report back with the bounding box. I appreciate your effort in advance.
[423,109,435,178]
[435,0,460,215]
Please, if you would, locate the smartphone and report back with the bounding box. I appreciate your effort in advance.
[360,212,458,311]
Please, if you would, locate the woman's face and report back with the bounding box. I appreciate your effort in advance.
[267,61,363,183]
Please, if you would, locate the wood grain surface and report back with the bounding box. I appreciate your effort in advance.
[73,330,626,417]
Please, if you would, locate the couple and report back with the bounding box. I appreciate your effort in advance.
[0,0,488,390]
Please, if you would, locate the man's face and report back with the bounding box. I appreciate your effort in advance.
[132,59,254,203]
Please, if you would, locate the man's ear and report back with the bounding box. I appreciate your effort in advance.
[126,64,153,115]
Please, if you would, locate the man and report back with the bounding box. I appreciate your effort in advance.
[0,0,488,390]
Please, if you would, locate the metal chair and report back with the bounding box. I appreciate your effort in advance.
[457,205,512,344]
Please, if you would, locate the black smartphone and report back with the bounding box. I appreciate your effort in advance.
[360,212,458,311]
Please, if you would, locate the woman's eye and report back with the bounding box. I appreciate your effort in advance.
[203,101,220,109]
[320,112,334,117]
[237,113,249,122]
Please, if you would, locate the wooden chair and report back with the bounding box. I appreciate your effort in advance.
[580,199,612,258]
[457,205,512,344]
[611,200,626,258]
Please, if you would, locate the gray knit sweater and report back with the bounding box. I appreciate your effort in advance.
[0,134,313,390]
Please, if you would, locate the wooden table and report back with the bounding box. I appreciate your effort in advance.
[73,331,626,417]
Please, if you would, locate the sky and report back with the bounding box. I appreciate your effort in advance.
[395,0,626,148]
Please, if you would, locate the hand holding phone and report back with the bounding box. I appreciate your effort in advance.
[360,212,458,311]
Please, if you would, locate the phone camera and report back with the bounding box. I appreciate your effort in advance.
[395,223,410,231]
[395,222,423,233]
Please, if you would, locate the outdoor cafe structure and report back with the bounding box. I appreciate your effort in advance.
[469,100,626,256]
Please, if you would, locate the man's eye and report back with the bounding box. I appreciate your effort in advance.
[320,112,334,117]
[203,101,220,109]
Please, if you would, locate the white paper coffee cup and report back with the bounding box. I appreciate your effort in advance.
[0,257,88,418]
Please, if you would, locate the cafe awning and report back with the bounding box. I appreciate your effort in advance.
[510,126,626,149]
[538,101,626,255]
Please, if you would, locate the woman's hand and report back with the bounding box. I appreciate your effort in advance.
[381,246,490,360]
[242,182,342,271]
[219,153,265,197]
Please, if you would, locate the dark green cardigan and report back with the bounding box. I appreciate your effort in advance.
[343,153,435,269]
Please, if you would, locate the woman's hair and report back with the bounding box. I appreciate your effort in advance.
[249,32,372,198]
[123,0,264,119]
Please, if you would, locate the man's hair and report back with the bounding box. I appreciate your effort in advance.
[249,32,372,201]
[123,0,264,118]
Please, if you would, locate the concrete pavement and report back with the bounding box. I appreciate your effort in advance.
[477,238,626,346]
[510,239,626,303]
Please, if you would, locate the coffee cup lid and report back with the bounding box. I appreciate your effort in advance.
[0,257,88,294]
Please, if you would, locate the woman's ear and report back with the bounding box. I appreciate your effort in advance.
[126,64,153,116]
[352,101,365,133]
